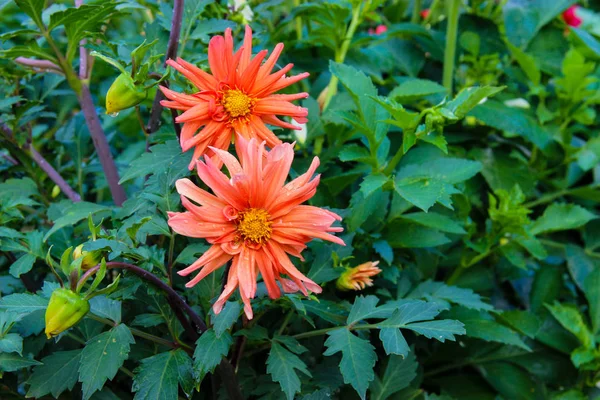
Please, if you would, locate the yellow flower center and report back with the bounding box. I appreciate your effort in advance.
[222,89,254,118]
[237,208,272,244]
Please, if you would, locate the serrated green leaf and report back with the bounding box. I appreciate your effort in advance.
[193,329,232,382]
[9,253,37,278]
[0,293,48,316]
[211,301,240,338]
[0,353,42,372]
[347,295,380,325]
[447,308,530,351]
[400,212,466,234]
[408,280,493,311]
[0,333,22,355]
[324,329,376,400]
[78,324,135,400]
[531,203,597,235]
[267,342,311,400]
[445,86,505,118]
[469,100,553,149]
[132,349,194,400]
[370,351,418,400]
[14,0,45,28]
[26,350,82,398]
[44,202,112,241]
[119,140,192,185]
[389,79,447,102]
[89,296,121,324]
[583,269,600,334]
[359,174,388,198]
[378,328,409,356]
[546,302,595,348]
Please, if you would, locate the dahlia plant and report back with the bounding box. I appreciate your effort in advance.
[1,1,600,400]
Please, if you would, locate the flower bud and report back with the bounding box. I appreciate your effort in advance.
[105,73,148,114]
[336,261,382,291]
[73,244,101,270]
[45,288,90,339]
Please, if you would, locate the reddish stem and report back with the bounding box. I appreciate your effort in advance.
[78,85,127,206]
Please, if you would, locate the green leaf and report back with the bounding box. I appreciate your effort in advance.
[386,221,450,248]
[478,362,537,400]
[132,349,194,400]
[394,157,481,211]
[546,302,595,348]
[78,324,135,400]
[370,351,418,400]
[0,353,42,372]
[131,314,164,328]
[506,41,541,85]
[267,342,311,400]
[0,293,48,316]
[583,269,600,334]
[324,329,377,400]
[14,0,45,28]
[389,79,447,103]
[9,253,37,278]
[531,204,597,235]
[26,350,82,398]
[44,202,112,241]
[378,328,409,356]
[211,301,240,338]
[408,280,493,311]
[359,174,389,198]
[378,310,464,343]
[0,333,22,355]
[119,140,192,185]
[347,295,380,325]
[89,296,121,324]
[565,245,596,291]
[469,100,553,150]
[193,329,232,382]
[400,212,466,234]
[445,86,505,118]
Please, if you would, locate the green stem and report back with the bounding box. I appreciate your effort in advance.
[442,0,461,95]
[448,246,496,285]
[87,313,191,351]
[523,184,598,208]
[294,0,302,41]
[383,145,404,175]
[277,310,294,336]
[321,1,366,110]
[411,0,422,23]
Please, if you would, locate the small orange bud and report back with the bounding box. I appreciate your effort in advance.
[336,261,382,291]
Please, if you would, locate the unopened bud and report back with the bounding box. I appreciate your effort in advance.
[106,73,148,114]
[73,244,101,270]
[45,288,90,339]
[336,261,382,291]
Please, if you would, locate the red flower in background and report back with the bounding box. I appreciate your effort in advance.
[368,25,387,35]
[562,5,582,27]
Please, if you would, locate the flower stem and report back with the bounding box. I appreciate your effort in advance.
[77,261,207,336]
[0,121,81,202]
[411,0,422,23]
[321,1,366,110]
[79,85,127,206]
[294,0,303,41]
[442,0,461,95]
[147,0,184,135]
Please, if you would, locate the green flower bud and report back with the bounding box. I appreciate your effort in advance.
[105,73,147,114]
[73,244,102,270]
[45,288,90,339]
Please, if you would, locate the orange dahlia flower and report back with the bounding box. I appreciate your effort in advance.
[168,135,344,319]
[160,26,309,169]
[336,261,381,291]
